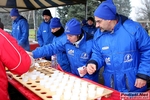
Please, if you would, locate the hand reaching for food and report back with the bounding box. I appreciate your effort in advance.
[78,66,87,77]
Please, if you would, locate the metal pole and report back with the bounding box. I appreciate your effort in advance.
[33,10,37,41]
[85,0,88,19]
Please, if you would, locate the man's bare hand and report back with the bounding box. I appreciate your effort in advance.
[134,78,147,88]
[87,63,96,75]
[79,66,87,76]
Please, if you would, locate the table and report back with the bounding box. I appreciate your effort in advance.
[8,78,42,100]
[8,77,150,100]
[8,64,150,100]
[8,72,121,100]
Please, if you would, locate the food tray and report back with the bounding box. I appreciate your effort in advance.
[9,60,113,100]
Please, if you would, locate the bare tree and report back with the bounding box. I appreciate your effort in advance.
[135,0,150,21]
[21,11,32,22]
[114,0,131,17]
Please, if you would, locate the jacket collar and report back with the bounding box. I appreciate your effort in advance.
[73,32,86,48]
[14,15,21,22]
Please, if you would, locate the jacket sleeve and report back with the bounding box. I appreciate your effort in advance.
[0,29,31,75]
[32,37,66,59]
[135,25,150,80]
[88,37,105,70]
[37,24,43,47]
[18,19,29,46]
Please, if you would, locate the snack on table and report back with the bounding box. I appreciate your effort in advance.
[44,61,51,67]
[28,66,36,72]
[38,60,51,67]
[38,62,45,67]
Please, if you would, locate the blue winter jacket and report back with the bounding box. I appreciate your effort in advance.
[89,15,150,92]
[52,33,71,72]
[11,15,30,51]
[32,32,99,82]
[37,21,54,47]
[37,21,54,60]
[82,24,97,35]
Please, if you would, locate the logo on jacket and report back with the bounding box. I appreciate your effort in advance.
[124,54,133,63]
[80,52,88,59]
[65,26,70,33]
[17,26,20,30]
[91,31,94,34]
[105,57,111,65]
[68,49,74,56]
[43,30,46,32]
[102,46,109,50]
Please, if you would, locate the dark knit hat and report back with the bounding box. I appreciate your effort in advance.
[42,9,52,17]
[94,0,117,20]
[87,17,94,22]
[50,17,62,28]
[10,8,20,17]
[65,18,81,35]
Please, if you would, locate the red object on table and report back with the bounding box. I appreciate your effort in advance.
[30,43,39,51]
[57,64,64,72]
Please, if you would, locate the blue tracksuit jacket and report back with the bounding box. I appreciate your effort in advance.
[11,15,30,51]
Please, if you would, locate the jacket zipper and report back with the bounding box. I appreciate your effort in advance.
[125,74,130,91]
[111,75,114,89]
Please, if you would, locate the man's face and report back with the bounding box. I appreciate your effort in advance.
[66,34,78,44]
[43,15,51,22]
[11,16,17,21]
[95,16,110,32]
[87,20,94,26]
[51,27,60,33]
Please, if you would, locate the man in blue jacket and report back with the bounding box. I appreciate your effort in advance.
[10,8,30,51]
[49,17,71,72]
[37,9,54,60]
[86,0,150,92]
[82,17,97,36]
[28,18,99,82]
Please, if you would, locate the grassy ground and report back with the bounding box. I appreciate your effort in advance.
[29,29,36,39]
[148,30,150,36]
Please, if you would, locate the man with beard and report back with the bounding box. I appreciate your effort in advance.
[86,0,150,92]
[37,9,54,60]
[49,17,71,72]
